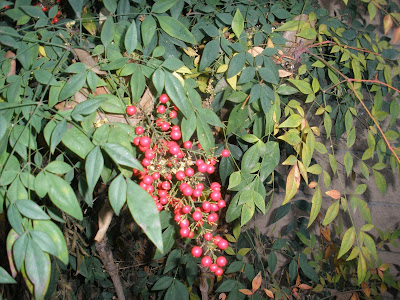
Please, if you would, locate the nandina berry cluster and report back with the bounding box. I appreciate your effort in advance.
[128,94,230,276]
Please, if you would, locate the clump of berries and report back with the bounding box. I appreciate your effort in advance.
[128,94,230,276]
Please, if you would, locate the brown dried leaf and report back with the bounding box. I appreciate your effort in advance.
[325,190,341,200]
[383,14,393,35]
[239,289,253,296]
[252,271,262,292]
[219,293,227,300]
[350,292,359,300]
[94,202,114,242]
[264,288,274,298]
[321,227,331,242]
[279,69,293,78]
[248,46,264,57]
[361,282,370,298]
[74,48,107,75]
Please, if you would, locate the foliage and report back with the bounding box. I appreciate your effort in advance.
[0,0,400,299]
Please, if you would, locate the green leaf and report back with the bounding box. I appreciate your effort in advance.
[227,52,245,78]
[126,179,163,252]
[278,114,302,128]
[297,27,317,39]
[152,68,165,96]
[344,151,353,177]
[29,230,58,257]
[322,200,340,226]
[152,0,178,13]
[240,195,255,226]
[47,173,83,221]
[50,119,67,154]
[68,0,84,18]
[153,225,176,259]
[232,9,244,38]
[357,254,367,283]
[258,67,279,85]
[141,15,157,47]
[25,239,51,299]
[372,170,386,195]
[20,5,48,19]
[162,57,184,71]
[152,276,174,290]
[228,171,241,190]
[125,21,138,53]
[196,116,215,151]
[354,184,367,195]
[33,69,58,86]
[15,200,50,220]
[62,125,94,159]
[102,143,142,170]
[287,79,313,94]
[101,17,115,46]
[108,173,127,216]
[164,72,193,119]
[268,251,277,273]
[130,67,146,103]
[197,108,224,127]
[299,253,318,282]
[72,97,106,117]
[338,226,356,259]
[157,15,196,44]
[163,249,181,274]
[308,186,322,227]
[199,39,220,70]
[226,104,248,135]
[85,146,103,194]
[99,94,125,114]
[103,0,117,14]
[165,280,189,300]
[277,84,299,95]
[33,220,69,265]
[260,142,280,181]
[59,73,86,101]
[0,267,16,284]
[274,19,306,31]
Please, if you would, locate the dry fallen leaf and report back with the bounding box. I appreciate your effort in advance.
[74,48,107,75]
[278,69,293,78]
[247,46,264,57]
[252,271,262,292]
[393,26,400,44]
[94,201,114,242]
[5,51,16,77]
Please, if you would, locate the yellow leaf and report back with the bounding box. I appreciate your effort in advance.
[267,38,274,48]
[175,66,192,74]
[217,64,229,73]
[182,47,197,57]
[226,74,237,90]
[325,190,341,199]
[282,164,300,204]
[172,72,185,86]
[383,14,393,35]
[38,46,46,57]
[308,186,322,227]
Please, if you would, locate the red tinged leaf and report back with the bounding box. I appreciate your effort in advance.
[393,26,400,43]
[298,283,312,290]
[239,289,253,296]
[282,163,301,204]
[325,190,341,199]
[264,289,274,298]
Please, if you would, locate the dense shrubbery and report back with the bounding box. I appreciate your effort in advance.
[0,0,400,299]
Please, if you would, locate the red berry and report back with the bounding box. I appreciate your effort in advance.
[217,200,226,208]
[56,11,62,17]
[216,256,227,267]
[42,6,47,12]
[211,204,219,212]
[170,130,181,141]
[201,256,212,267]
[192,211,202,221]
[182,205,191,214]
[193,189,202,198]
[169,110,177,118]
[180,227,190,238]
[157,105,166,114]
[202,201,211,212]
[4,5,9,9]
[179,219,189,228]
[171,125,180,131]
[195,159,204,166]
[159,93,169,103]
[204,233,213,241]
[176,170,185,181]
[221,149,230,157]
[161,181,171,190]
[206,164,215,174]
[191,246,202,257]
[159,122,169,131]
[218,239,228,250]
[169,144,180,155]
[208,213,218,223]
[196,183,204,190]
[156,203,163,211]
[135,126,144,135]
[210,191,221,201]
[142,175,153,185]
[142,158,151,167]
[214,267,224,276]
[198,163,207,173]
[213,236,221,245]
[140,136,151,147]
[188,231,194,238]
[133,136,140,145]
[209,264,218,272]
[185,167,194,177]
[183,186,193,197]
[210,182,221,190]
[160,197,168,205]
[183,141,192,149]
